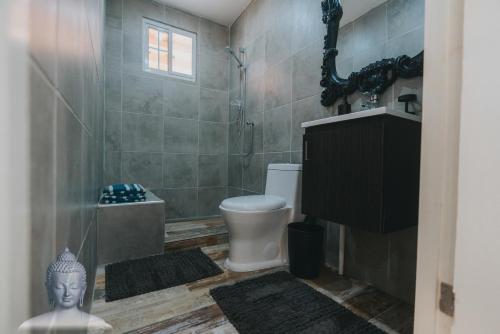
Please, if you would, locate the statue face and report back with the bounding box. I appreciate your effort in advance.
[51,272,86,309]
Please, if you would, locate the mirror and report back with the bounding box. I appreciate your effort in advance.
[320,0,424,108]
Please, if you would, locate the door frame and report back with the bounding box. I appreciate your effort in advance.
[414,0,464,332]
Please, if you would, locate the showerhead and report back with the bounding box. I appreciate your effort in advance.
[225,46,245,68]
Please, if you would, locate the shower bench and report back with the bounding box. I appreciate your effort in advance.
[97,190,165,265]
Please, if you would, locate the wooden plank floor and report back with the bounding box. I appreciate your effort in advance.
[92,219,414,333]
[164,218,228,252]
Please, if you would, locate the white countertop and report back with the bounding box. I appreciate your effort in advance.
[301,106,422,128]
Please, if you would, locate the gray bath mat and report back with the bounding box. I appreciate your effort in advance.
[210,271,384,334]
[105,248,223,302]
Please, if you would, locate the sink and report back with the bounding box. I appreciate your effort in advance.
[301,106,421,128]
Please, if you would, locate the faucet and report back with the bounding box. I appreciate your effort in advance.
[361,93,380,110]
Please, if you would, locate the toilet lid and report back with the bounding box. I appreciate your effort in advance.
[221,195,286,212]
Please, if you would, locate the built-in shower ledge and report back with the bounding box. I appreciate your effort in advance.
[164,218,228,252]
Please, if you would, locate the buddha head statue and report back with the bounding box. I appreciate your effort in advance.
[45,248,87,310]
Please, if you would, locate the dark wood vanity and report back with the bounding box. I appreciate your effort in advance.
[301,109,421,233]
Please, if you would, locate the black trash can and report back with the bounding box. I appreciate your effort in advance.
[288,222,324,279]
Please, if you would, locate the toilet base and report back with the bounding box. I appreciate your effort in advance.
[224,257,287,272]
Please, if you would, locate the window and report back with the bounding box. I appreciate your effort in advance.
[143,18,196,81]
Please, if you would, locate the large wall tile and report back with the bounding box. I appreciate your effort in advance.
[337,57,354,79]
[230,11,246,51]
[105,27,122,72]
[352,4,387,54]
[387,0,425,40]
[291,95,328,151]
[228,155,242,188]
[198,154,228,187]
[164,81,199,119]
[200,18,228,60]
[263,104,291,153]
[246,34,265,83]
[200,56,228,90]
[385,26,425,59]
[122,74,163,115]
[345,228,391,293]
[265,21,292,68]
[157,188,198,220]
[164,154,198,188]
[105,70,121,112]
[242,153,263,194]
[123,0,165,35]
[246,76,265,114]
[387,227,418,303]
[105,111,121,151]
[199,122,228,154]
[104,151,122,185]
[122,152,162,188]
[264,58,292,111]
[228,121,242,154]
[200,88,229,122]
[353,44,386,72]
[105,0,122,30]
[122,31,142,75]
[198,187,227,216]
[122,112,163,152]
[164,7,200,33]
[228,187,242,198]
[290,151,302,164]
[163,117,198,153]
[337,23,355,61]
[292,42,323,102]
[291,0,326,54]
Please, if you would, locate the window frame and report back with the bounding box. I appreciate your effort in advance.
[142,18,197,81]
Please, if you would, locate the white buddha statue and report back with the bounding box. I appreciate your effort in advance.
[19,248,112,333]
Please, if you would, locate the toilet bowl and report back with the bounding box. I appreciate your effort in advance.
[219,164,304,272]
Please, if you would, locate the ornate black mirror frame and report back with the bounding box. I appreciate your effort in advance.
[320,0,424,107]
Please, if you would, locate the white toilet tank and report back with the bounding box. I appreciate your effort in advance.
[265,164,305,222]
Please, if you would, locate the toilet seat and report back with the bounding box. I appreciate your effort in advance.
[220,195,286,212]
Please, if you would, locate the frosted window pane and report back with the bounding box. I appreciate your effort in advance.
[172,33,193,75]
[148,28,158,48]
[159,32,168,51]
[159,51,168,71]
[148,48,158,69]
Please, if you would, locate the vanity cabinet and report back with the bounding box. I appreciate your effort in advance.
[302,113,421,233]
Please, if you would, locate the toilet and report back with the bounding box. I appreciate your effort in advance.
[220,164,304,272]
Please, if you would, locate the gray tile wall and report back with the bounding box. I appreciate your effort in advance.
[104,0,230,222]
[230,0,424,303]
[28,0,105,315]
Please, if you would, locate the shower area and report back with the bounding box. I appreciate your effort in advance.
[103,0,257,223]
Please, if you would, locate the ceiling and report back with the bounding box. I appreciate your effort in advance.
[157,0,387,28]
[340,0,387,26]
[157,0,251,26]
